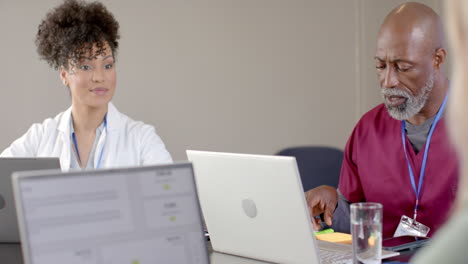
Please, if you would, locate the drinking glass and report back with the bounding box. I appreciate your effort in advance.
[351,202,382,264]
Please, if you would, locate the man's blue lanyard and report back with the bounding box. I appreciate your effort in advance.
[72,116,107,169]
[401,93,449,221]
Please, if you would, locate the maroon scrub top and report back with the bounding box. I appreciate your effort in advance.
[339,104,459,238]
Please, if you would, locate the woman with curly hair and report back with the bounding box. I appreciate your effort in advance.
[1,0,172,169]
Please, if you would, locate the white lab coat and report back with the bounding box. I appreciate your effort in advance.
[1,103,173,170]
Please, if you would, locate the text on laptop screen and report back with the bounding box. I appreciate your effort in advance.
[16,165,208,264]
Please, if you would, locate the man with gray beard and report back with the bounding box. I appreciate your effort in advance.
[305,2,458,239]
[381,73,434,122]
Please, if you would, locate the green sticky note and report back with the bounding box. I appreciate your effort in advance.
[132,260,140,264]
[169,216,177,222]
[315,228,334,235]
[163,184,171,190]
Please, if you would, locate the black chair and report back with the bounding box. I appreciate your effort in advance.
[276,146,344,192]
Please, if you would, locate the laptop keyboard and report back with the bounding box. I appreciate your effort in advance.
[319,248,353,264]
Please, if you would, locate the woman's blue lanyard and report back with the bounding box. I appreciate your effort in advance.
[72,117,107,169]
[401,93,449,221]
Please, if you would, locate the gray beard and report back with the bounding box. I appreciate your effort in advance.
[381,74,434,120]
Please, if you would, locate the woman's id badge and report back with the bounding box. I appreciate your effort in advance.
[393,215,430,237]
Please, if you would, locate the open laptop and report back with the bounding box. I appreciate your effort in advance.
[12,163,209,264]
[0,158,60,243]
[187,150,399,264]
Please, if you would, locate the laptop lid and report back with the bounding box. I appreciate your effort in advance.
[187,150,319,264]
[0,158,60,243]
[13,163,209,264]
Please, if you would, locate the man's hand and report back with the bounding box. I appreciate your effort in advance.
[305,185,338,231]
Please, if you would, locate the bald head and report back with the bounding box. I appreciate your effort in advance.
[375,2,449,123]
[379,2,444,53]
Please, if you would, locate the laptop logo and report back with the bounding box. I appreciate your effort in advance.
[0,194,5,210]
[242,199,257,218]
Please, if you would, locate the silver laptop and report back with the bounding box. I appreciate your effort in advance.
[187,150,399,264]
[12,163,209,264]
[0,157,60,243]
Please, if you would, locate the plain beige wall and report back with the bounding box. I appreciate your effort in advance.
[0,0,443,161]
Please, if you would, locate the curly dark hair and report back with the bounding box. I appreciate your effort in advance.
[35,0,120,70]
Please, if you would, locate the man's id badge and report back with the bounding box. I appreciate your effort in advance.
[393,215,430,237]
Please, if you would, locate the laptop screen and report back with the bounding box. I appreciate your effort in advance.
[0,157,60,243]
[14,164,208,264]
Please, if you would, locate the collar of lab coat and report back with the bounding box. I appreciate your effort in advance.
[56,102,122,170]
[57,102,123,133]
